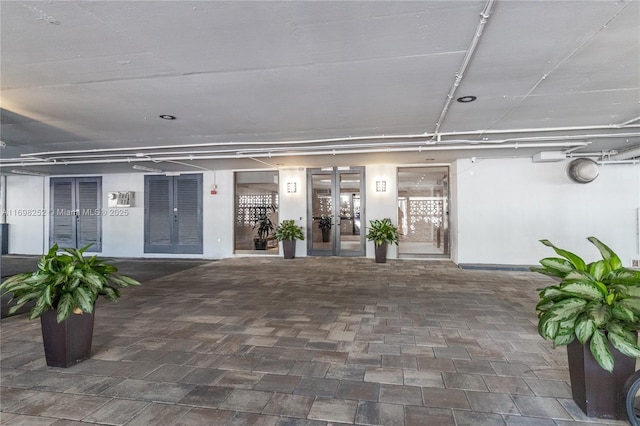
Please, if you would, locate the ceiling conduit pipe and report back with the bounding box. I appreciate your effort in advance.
[11,132,627,163]
[618,116,640,126]
[20,134,434,157]
[609,145,640,161]
[16,131,629,164]
[0,141,589,168]
[431,0,495,140]
[17,125,636,160]
[3,138,596,165]
[598,160,639,165]
[435,125,639,138]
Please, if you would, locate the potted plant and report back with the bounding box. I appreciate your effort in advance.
[253,205,275,250]
[365,218,399,263]
[0,244,141,367]
[317,215,332,242]
[274,219,305,259]
[531,236,640,420]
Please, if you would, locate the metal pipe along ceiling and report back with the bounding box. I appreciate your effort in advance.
[15,123,637,161]
[3,131,636,165]
[610,145,640,160]
[0,141,589,167]
[431,0,495,138]
[7,132,625,162]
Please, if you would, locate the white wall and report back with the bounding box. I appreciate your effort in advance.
[101,171,237,259]
[365,164,399,259]
[203,170,234,259]
[5,176,47,255]
[278,168,307,257]
[6,159,638,265]
[101,173,144,257]
[449,161,459,263]
[4,171,238,259]
[452,157,640,266]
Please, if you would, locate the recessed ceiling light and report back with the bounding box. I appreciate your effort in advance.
[456,96,477,103]
[159,114,176,120]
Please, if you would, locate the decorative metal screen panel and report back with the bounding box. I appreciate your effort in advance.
[236,194,278,226]
[405,197,443,242]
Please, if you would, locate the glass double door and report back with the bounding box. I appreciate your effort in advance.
[307,167,365,256]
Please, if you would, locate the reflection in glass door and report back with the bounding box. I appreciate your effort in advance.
[397,167,449,258]
[307,167,365,256]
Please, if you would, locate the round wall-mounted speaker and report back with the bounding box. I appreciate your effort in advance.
[567,158,599,184]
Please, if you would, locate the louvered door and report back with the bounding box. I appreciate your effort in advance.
[50,177,102,251]
[144,174,202,254]
[144,176,173,252]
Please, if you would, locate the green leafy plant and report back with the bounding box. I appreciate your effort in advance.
[0,244,141,323]
[274,219,305,241]
[253,205,275,242]
[365,218,399,247]
[317,216,332,232]
[531,236,640,372]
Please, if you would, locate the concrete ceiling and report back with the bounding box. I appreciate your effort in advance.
[1,0,639,176]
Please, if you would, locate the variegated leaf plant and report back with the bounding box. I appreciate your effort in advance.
[531,237,640,372]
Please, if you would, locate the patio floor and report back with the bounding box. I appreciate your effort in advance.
[0,256,630,425]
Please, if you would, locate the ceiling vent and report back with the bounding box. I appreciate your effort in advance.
[567,158,599,184]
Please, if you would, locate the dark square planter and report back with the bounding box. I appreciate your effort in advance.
[282,240,296,259]
[40,309,95,368]
[374,242,388,263]
[567,337,636,420]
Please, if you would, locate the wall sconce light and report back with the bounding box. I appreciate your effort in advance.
[375,180,387,192]
[287,182,297,193]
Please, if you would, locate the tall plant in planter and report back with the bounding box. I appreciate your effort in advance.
[531,237,640,419]
[365,218,399,263]
[274,219,305,259]
[0,244,141,367]
[253,205,276,250]
[317,216,332,242]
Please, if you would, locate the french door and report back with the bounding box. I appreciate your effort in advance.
[50,177,102,251]
[144,174,203,254]
[307,167,365,256]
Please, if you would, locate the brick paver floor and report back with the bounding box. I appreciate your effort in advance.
[0,257,631,425]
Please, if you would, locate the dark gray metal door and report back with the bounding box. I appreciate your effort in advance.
[144,174,203,254]
[50,177,102,251]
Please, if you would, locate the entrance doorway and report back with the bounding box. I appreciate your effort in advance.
[397,167,449,258]
[307,167,365,256]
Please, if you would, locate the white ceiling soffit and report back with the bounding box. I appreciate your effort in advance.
[1,0,638,175]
